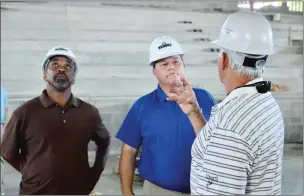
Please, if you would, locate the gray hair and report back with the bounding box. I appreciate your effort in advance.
[224,52,264,79]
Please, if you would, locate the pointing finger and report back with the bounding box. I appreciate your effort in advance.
[180,76,192,89]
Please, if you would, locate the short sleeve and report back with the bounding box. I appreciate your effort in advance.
[1,112,23,162]
[91,107,110,147]
[115,101,142,149]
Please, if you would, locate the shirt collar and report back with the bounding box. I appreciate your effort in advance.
[217,78,263,109]
[156,84,168,102]
[39,90,80,108]
[246,77,263,85]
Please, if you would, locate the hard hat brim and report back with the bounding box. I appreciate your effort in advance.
[48,54,76,64]
[149,53,183,66]
[42,54,77,73]
[211,40,219,45]
[211,39,275,55]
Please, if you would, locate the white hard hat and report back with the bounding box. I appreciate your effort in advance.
[149,36,184,65]
[42,46,77,73]
[212,11,274,55]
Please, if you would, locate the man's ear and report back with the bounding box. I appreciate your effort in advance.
[71,72,76,84]
[43,72,47,81]
[220,52,230,71]
[152,67,157,77]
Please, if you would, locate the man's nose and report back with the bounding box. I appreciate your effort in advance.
[57,67,66,73]
[169,63,175,70]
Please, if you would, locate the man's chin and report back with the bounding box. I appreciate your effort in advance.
[53,83,71,92]
[54,87,69,92]
[167,80,182,87]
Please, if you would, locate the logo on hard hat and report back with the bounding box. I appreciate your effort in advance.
[255,59,266,69]
[158,42,172,50]
[55,47,68,52]
[223,27,233,34]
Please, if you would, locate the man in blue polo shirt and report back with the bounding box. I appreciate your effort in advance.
[1,85,8,195]
[116,36,217,195]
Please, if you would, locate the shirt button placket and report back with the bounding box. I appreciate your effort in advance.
[61,110,66,124]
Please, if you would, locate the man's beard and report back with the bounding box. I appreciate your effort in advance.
[48,74,71,92]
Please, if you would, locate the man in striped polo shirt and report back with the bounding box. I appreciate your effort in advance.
[167,11,284,195]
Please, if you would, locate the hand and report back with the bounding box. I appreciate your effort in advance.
[167,76,201,116]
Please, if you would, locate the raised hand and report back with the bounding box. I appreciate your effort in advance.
[167,76,200,116]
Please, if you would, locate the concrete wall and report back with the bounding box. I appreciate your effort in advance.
[1,2,303,153]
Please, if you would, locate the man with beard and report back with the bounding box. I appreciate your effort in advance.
[1,46,110,195]
[116,36,217,195]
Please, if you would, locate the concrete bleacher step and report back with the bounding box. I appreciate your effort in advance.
[2,64,302,79]
[2,3,302,36]
[3,27,301,42]
[1,50,302,67]
[1,40,301,55]
[1,76,302,97]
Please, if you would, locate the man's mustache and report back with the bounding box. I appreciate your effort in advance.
[167,73,179,77]
[54,73,68,80]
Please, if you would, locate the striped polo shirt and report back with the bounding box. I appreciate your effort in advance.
[191,78,284,195]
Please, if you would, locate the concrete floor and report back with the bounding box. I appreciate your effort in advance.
[2,144,303,195]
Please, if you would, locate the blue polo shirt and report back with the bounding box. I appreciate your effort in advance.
[116,85,217,192]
